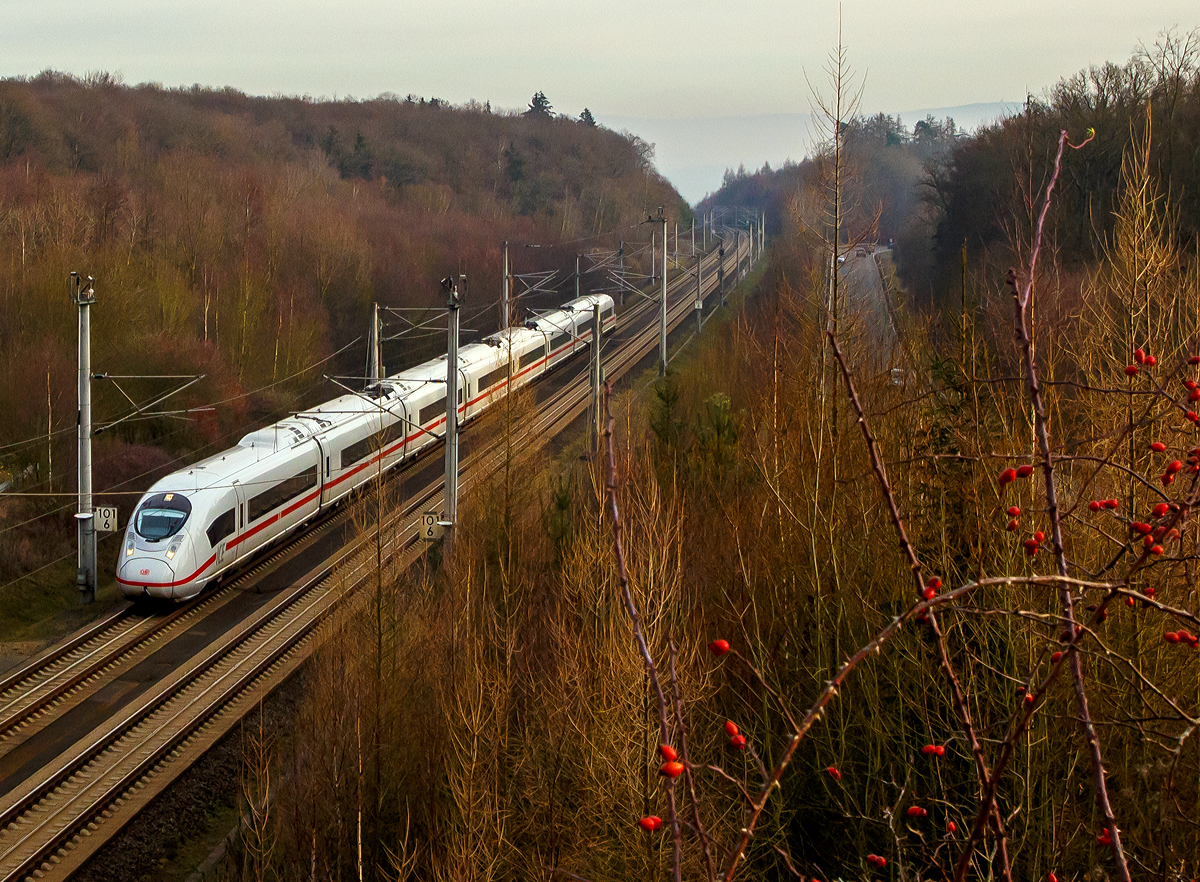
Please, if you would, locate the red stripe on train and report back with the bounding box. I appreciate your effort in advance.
[117,553,218,588]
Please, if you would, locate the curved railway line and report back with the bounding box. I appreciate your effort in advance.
[0,235,755,881]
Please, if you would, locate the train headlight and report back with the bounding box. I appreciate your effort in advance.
[165,534,185,560]
[125,536,136,557]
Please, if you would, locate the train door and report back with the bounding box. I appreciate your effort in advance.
[313,436,329,513]
[231,481,248,565]
[392,399,410,463]
[207,493,238,570]
[457,368,469,422]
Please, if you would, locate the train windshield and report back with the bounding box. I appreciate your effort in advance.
[133,492,192,541]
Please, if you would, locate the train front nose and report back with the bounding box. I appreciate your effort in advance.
[118,557,176,597]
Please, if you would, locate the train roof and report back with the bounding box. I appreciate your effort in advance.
[392,358,450,386]
[526,294,613,333]
[144,383,410,498]
[390,343,501,385]
[292,385,405,433]
[562,293,613,311]
[482,326,542,348]
[147,444,262,494]
[456,342,505,369]
[239,419,316,451]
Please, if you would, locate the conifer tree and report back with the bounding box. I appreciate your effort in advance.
[526,91,552,118]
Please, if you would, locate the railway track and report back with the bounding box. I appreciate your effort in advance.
[0,235,752,881]
[0,500,355,751]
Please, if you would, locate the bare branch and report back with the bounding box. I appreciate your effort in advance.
[602,383,681,882]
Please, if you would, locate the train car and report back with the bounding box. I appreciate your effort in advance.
[455,342,508,421]
[506,326,552,386]
[524,294,616,375]
[468,327,548,402]
[118,420,324,600]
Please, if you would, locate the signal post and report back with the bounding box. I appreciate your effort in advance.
[72,273,97,604]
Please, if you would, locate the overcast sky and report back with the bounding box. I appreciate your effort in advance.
[2,1,1196,200]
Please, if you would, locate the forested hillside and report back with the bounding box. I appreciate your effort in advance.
[433,32,1200,882]
[0,72,686,588]
[909,32,1200,303]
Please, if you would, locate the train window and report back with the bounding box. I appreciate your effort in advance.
[519,347,544,370]
[479,364,509,390]
[549,331,571,351]
[133,492,192,541]
[206,509,236,548]
[341,421,402,468]
[248,466,317,522]
[418,400,443,425]
[577,317,594,339]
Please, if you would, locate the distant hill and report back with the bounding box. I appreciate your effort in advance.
[607,102,1019,203]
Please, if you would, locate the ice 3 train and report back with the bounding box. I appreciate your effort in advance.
[118,294,615,600]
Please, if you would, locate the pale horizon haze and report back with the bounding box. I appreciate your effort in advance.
[2,1,1195,201]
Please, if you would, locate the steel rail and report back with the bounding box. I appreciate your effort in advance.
[0,504,352,751]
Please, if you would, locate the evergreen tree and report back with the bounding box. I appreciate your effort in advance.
[526,91,553,118]
[579,107,596,127]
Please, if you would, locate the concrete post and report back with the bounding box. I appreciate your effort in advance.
[72,273,96,604]
[443,276,462,547]
[659,216,668,375]
[367,301,381,383]
[501,240,509,329]
[617,241,625,306]
[718,244,726,307]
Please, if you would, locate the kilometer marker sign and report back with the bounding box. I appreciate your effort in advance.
[420,511,444,541]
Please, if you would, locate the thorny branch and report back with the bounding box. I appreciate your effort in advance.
[602,382,682,882]
[827,329,1012,881]
[669,637,716,881]
[941,126,1135,882]
[997,127,1132,882]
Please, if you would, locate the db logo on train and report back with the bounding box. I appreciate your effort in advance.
[140,569,150,576]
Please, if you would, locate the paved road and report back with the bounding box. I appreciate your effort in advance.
[836,246,899,371]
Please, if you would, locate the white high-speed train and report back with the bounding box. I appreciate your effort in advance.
[118,294,616,600]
